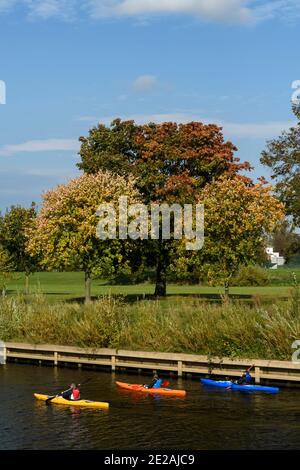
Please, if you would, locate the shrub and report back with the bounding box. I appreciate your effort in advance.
[232,265,269,286]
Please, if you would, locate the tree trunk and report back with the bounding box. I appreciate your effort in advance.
[224,280,229,299]
[25,273,30,295]
[154,251,167,297]
[224,272,233,300]
[85,271,92,303]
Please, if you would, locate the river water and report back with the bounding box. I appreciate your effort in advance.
[1,363,300,450]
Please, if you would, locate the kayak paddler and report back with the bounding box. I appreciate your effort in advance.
[144,373,163,389]
[60,383,81,401]
[236,365,254,385]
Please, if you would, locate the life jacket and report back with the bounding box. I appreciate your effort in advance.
[71,388,80,400]
[245,372,252,384]
[153,379,163,389]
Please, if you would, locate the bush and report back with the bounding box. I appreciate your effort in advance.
[232,265,269,286]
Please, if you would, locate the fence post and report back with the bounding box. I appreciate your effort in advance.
[112,355,116,372]
[0,341,6,365]
[178,360,183,377]
[255,366,261,384]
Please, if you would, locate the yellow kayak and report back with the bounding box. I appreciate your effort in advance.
[34,393,109,410]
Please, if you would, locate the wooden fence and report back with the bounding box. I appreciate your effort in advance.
[2,342,300,385]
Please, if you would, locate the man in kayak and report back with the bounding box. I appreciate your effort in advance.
[144,373,163,389]
[236,365,254,385]
[60,383,81,401]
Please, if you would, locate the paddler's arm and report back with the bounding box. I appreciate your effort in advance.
[59,387,72,398]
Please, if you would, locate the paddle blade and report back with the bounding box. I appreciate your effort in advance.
[45,395,56,404]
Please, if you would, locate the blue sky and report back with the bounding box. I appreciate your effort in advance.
[0,0,299,211]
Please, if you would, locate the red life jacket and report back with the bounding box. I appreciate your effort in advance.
[71,388,80,400]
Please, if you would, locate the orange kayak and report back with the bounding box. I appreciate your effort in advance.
[116,381,186,397]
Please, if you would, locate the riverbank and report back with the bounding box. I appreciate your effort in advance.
[1,287,299,360]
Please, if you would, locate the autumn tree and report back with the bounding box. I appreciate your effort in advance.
[172,177,284,296]
[26,171,140,303]
[0,204,39,294]
[199,177,284,295]
[261,105,300,226]
[78,119,251,296]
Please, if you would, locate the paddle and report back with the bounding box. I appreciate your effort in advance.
[45,389,69,404]
[45,377,92,404]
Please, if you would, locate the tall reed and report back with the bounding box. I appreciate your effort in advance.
[0,290,299,360]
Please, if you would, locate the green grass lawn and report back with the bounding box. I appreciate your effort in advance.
[6,270,297,303]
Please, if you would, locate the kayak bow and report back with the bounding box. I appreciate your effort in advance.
[34,393,109,409]
[116,381,186,397]
[200,378,279,393]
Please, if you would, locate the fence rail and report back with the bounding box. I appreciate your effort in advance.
[3,342,300,385]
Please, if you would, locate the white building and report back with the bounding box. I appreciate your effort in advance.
[266,247,285,269]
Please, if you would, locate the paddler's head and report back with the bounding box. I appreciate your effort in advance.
[70,383,76,389]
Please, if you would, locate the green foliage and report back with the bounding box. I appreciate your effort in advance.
[270,220,300,262]
[0,294,125,347]
[1,291,300,360]
[0,248,16,295]
[261,106,300,226]
[232,265,269,286]
[26,171,140,302]
[0,204,39,275]
[78,119,247,203]
[174,177,284,293]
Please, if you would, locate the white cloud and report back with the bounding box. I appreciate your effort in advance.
[132,75,157,92]
[0,138,79,157]
[1,1,300,24]
[88,0,252,23]
[75,111,296,139]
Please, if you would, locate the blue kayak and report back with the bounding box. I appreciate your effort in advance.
[201,378,232,388]
[201,378,279,393]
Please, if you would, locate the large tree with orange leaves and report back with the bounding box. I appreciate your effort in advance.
[78,119,251,296]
